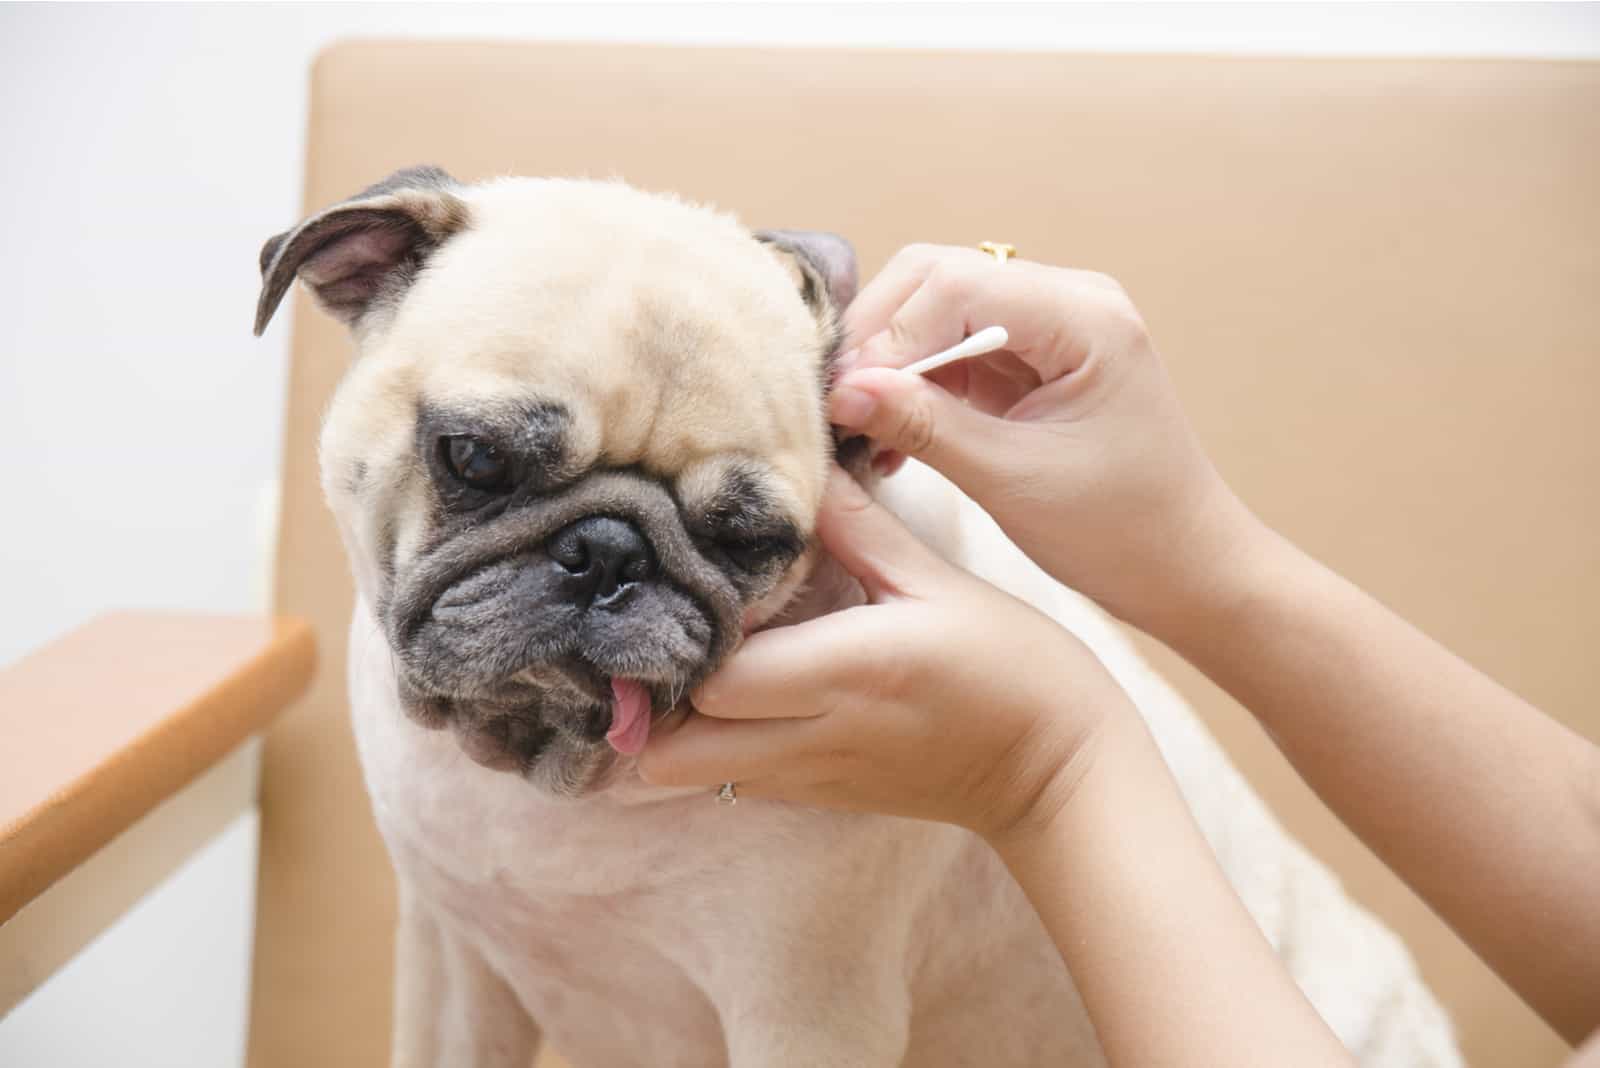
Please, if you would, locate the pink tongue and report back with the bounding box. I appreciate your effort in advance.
[606,679,653,755]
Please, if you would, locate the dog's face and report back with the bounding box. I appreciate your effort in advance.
[256,168,858,793]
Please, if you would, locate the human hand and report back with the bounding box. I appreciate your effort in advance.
[639,468,1131,843]
[829,244,1262,634]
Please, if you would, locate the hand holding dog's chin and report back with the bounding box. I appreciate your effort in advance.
[637,467,1136,845]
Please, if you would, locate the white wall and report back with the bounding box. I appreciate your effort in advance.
[2,4,1596,1066]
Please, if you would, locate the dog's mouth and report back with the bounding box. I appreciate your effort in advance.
[394,644,711,780]
[605,678,656,754]
[505,662,691,754]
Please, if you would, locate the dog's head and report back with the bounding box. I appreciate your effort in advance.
[256,167,858,793]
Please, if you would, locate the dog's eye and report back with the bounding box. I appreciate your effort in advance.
[714,530,802,573]
[719,539,777,571]
[440,435,510,492]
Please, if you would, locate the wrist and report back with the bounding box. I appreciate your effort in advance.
[984,702,1152,867]
[1123,482,1287,650]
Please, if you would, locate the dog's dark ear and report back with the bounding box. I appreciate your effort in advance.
[754,230,859,316]
[757,230,869,473]
[254,165,470,337]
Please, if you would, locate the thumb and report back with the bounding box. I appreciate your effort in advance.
[831,367,1007,492]
[813,466,949,602]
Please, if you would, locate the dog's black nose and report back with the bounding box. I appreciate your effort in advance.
[548,516,656,607]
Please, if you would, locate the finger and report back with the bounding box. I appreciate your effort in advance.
[842,242,1125,356]
[853,351,1035,479]
[689,609,892,721]
[829,366,1015,495]
[811,466,951,602]
[923,358,974,401]
[637,713,828,787]
[853,258,1115,385]
[861,358,983,478]
[840,244,987,354]
[856,271,971,374]
[946,351,1041,418]
[888,346,1037,415]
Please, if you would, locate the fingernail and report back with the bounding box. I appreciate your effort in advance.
[831,384,878,427]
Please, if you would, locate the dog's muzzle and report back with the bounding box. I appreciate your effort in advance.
[380,472,746,780]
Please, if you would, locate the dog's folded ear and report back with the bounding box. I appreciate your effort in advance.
[754,230,859,317]
[254,165,471,337]
[756,229,870,471]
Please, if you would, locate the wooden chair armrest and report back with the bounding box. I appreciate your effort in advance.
[0,612,316,922]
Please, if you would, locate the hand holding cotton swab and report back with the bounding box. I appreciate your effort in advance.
[900,325,1009,377]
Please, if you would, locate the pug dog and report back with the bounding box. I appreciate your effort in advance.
[255,167,1462,1067]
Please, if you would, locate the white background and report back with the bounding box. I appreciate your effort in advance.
[2,4,1596,1066]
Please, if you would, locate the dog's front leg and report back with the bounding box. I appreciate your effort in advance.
[392,892,540,1068]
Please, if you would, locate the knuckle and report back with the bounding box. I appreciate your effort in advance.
[919,263,952,300]
[1087,289,1149,344]
[1107,300,1150,341]
[894,242,946,269]
[892,394,937,456]
[922,260,974,299]
[1085,269,1125,294]
[886,305,919,348]
[1048,269,1089,305]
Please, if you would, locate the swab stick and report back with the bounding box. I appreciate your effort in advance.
[900,325,1010,377]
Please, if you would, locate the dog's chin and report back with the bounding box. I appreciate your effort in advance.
[398,663,697,796]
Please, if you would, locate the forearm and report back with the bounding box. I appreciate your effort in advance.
[994,714,1354,1068]
[1148,522,1600,1042]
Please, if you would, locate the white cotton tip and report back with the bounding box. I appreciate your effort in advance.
[901,325,1010,377]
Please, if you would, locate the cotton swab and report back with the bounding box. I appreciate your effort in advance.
[900,325,1009,377]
